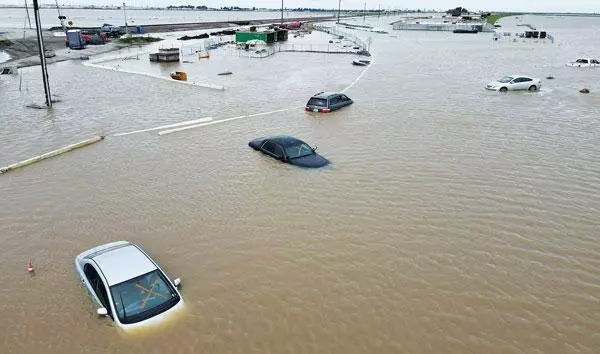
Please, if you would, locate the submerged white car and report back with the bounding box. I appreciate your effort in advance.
[566,58,600,68]
[485,75,542,92]
[75,241,183,330]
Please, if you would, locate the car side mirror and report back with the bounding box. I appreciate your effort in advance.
[313,146,318,152]
[97,308,108,316]
[173,278,181,287]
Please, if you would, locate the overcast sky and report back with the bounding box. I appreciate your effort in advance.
[9,1,600,13]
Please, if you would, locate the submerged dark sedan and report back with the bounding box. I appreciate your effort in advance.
[248,136,330,168]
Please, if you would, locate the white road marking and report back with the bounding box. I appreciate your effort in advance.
[158,107,300,136]
[113,117,213,137]
[342,57,374,93]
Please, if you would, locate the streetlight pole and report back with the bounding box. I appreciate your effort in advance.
[337,0,341,23]
[281,0,283,24]
[363,2,366,21]
[123,2,128,34]
[32,0,52,108]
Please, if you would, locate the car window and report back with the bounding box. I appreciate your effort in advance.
[498,76,513,83]
[285,143,314,159]
[110,270,179,325]
[340,95,350,101]
[84,264,111,314]
[517,78,531,82]
[577,59,588,63]
[307,98,327,107]
[261,141,276,155]
[592,60,599,64]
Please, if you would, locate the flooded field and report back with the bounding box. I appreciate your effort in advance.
[1,14,600,353]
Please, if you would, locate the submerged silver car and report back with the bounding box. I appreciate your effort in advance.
[75,241,183,330]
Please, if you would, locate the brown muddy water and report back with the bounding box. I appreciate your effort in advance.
[1,15,600,353]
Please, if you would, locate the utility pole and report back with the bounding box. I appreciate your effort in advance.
[123,2,128,34]
[32,0,52,108]
[363,2,366,21]
[54,0,67,35]
[378,4,381,17]
[280,0,283,24]
[337,0,341,23]
[24,0,32,29]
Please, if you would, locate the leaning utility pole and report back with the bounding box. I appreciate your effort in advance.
[337,0,341,23]
[24,0,32,29]
[32,0,52,108]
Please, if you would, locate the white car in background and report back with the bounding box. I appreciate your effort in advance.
[486,75,542,92]
[75,241,183,330]
[566,58,600,67]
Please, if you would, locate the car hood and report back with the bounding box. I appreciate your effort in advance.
[487,81,504,87]
[288,154,330,168]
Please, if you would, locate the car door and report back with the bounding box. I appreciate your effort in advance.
[520,77,533,89]
[83,263,113,317]
[509,77,522,90]
[260,140,284,161]
[328,95,341,110]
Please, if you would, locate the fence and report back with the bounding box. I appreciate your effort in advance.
[313,25,369,52]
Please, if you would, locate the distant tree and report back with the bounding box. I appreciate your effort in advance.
[446,7,469,17]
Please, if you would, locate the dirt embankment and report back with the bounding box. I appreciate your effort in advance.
[1,33,67,62]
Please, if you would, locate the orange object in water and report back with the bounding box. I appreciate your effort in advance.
[27,259,34,273]
[170,71,187,81]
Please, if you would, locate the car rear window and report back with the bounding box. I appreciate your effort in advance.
[307,98,327,107]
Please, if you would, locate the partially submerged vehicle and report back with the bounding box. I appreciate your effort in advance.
[75,241,183,330]
[566,58,600,68]
[248,135,330,168]
[485,75,542,92]
[352,59,370,66]
[305,92,353,113]
[0,66,18,75]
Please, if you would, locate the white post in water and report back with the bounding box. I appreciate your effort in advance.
[32,0,52,108]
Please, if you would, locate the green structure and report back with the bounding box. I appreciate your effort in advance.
[236,31,276,44]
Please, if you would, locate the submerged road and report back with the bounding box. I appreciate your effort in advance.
[48,15,339,33]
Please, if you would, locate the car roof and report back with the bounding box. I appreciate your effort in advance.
[92,245,157,286]
[311,92,341,99]
[265,135,305,146]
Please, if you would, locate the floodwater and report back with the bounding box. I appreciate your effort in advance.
[1,14,600,353]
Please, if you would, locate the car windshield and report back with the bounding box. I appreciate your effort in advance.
[497,76,514,83]
[307,98,327,107]
[285,143,314,159]
[110,270,179,324]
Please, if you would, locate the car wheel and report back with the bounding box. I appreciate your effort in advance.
[499,87,508,93]
[528,85,538,92]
